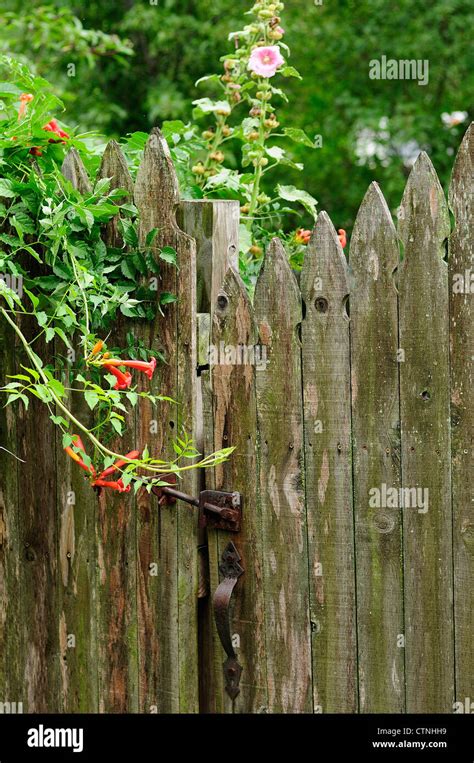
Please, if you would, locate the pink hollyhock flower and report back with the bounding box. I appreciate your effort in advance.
[248,46,284,78]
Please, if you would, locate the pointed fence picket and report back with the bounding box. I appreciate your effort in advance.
[349,183,404,713]
[301,213,356,713]
[448,124,473,707]
[0,124,472,714]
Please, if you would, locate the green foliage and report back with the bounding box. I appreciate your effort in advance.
[0,56,232,489]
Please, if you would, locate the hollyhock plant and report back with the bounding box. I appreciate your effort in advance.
[248,46,285,78]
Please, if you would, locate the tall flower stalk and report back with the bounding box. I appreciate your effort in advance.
[192,1,318,268]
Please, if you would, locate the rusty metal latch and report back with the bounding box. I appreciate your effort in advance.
[213,542,244,700]
[151,475,242,533]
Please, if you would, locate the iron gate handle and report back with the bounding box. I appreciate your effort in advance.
[213,541,244,700]
[151,476,242,533]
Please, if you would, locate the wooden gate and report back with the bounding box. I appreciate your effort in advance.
[0,124,472,713]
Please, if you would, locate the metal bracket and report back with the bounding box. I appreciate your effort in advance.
[213,541,244,700]
[151,475,242,533]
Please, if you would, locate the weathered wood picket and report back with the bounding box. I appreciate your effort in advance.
[0,124,472,714]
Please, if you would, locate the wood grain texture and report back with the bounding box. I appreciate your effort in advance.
[398,152,454,712]
[178,200,239,313]
[301,213,357,713]
[0,323,24,709]
[448,123,473,706]
[255,239,312,712]
[95,141,138,712]
[210,267,267,713]
[349,184,405,712]
[134,128,198,713]
[57,149,98,712]
[16,327,60,710]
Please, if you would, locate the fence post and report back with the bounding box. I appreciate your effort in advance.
[177,200,239,313]
[448,123,473,707]
[349,183,405,712]
[55,149,99,712]
[134,128,199,713]
[398,152,453,712]
[301,214,357,712]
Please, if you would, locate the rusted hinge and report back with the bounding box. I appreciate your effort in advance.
[151,474,242,533]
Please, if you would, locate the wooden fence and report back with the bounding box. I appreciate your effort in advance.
[0,124,472,714]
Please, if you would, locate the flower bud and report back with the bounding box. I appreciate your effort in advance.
[258,157,269,166]
[202,130,215,140]
[264,118,279,128]
[247,131,260,141]
[241,204,250,214]
[224,59,236,71]
[231,91,241,103]
[249,245,263,256]
[258,9,274,19]
[250,106,261,117]
[222,125,233,136]
[210,151,225,162]
[269,29,283,40]
[192,163,206,175]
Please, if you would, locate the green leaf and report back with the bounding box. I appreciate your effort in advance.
[192,98,231,116]
[110,417,123,435]
[63,433,74,449]
[121,259,136,279]
[276,185,318,220]
[84,390,99,410]
[121,471,133,488]
[24,288,39,310]
[159,292,177,305]
[159,246,177,266]
[195,73,221,87]
[48,378,65,398]
[281,66,302,79]
[145,228,159,248]
[283,127,315,148]
[126,391,138,406]
[36,311,48,327]
[266,145,286,161]
[50,414,68,427]
[0,179,16,198]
